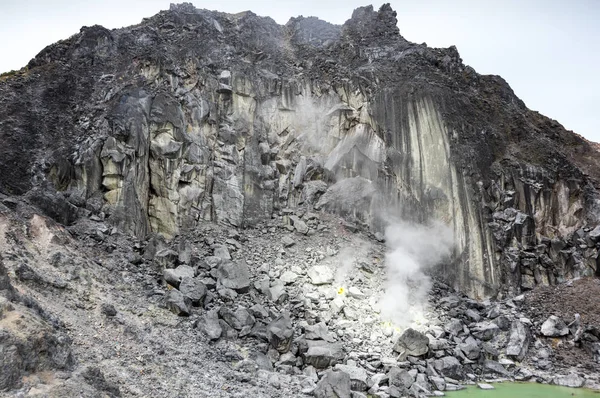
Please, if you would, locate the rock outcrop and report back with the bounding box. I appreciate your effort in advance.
[1,3,599,300]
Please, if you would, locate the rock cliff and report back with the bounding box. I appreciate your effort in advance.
[0,3,599,299]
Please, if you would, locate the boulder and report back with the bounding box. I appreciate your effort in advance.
[178,277,207,306]
[483,360,511,377]
[540,315,569,337]
[307,265,334,285]
[388,366,414,389]
[305,322,336,342]
[506,320,530,361]
[393,328,429,357]
[304,344,344,369]
[553,373,585,388]
[458,336,480,360]
[313,370,352,398]
[163,265,195,288]
[266,314,294,353]
[198,309,222,340]
[165,289,190,316]
[433,356,463,380]
[216,260,250,293]
[334,364,368,391]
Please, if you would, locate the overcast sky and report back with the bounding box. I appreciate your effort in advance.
[1,0,598,142]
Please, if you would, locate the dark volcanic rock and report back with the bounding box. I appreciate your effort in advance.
[393,328,429,357]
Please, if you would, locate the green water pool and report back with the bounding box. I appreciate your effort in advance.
[446,382,600,397]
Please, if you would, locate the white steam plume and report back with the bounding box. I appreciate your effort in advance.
[378,220,454,328]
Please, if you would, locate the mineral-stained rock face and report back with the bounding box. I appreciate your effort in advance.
[0,3,599,298]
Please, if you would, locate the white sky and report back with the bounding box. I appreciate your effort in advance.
[1,0,599,142]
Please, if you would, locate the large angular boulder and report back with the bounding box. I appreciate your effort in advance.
[313,370,352,398]
[165,289,191,316]
[266,314,294,353]
[215,260,250,293]
[433,356,463,380]
[198,309,222,340]
[304,343,344,369]
[178,277,207,306]
[393,328,429,357]
[506,320,530,361]
[540,315,569,337]
[333,364,368,391]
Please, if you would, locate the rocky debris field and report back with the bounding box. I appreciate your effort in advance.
[0,198,599,397]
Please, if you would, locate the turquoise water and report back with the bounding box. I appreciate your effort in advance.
[446,382,600,397]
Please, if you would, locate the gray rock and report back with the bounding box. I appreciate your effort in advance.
[216,260,251,293]
[483,360,511,377]
[541,315,569,337]
[444,318,463,336]
[178,277,207,305]
[280,270,299,285]
[304,343,344,369]
[198,309,222,340]
[588,225,600,242]
[267,280,287,303]
[393,328,429,357]
[266,314,294,353]
[458,336,480,360]
[334,364,368,391]
[154,249,178,269]
[471,322,499,341]
[307,265,334,285]
[464,308,481,322]
[213,244,231,260]
[429,376,446,391]
[553,373,585,388]
[506,320,530,361]
[219,307,255,330]
[290,215,309,234]
[305,322,336,342]
[163,265,195,288]
[313,370,352,398]
[281,235,296,248]
[347,286,366,299]
[433,356,463,380]
[388,366,414,389]
[477,383,494,390]
[250,351,273,371]
[165,289,191,316]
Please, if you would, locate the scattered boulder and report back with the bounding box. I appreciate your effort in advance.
[433,356,463,380]
[307,265,334,285]
[506,320,530,361]
[303,342,344,369]
[216,260,251,293]
[267,314,294,353]
[154,249,178,269]
[305,322,336,342]
[163,265,195,288]
[393,328,429,357]
[281,235,296,248]
[553,373,585,388]
[165,289,191,316]
[388,366,414,389]
[540,315,569,337]
[334,364,368,391]
[483,360,511,377]
[178,277,207,306]
[198,309,222,340]
[313,370,352,398]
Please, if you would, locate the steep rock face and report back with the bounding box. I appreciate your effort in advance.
[0,3,599,298]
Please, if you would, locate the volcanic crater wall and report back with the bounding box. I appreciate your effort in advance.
[0,3,598,299]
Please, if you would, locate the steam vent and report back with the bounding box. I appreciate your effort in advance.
[0,3,599,397]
